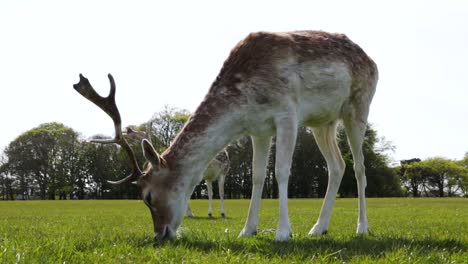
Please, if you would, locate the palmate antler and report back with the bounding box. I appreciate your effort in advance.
[73,74,142,184]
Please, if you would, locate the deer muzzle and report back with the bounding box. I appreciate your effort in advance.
[154,225,175,242]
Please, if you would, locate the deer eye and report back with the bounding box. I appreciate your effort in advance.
[144,192,152,206]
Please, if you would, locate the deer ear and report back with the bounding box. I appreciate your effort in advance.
[142,139,160,168]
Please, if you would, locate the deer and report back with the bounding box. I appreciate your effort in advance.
[124,127,230,218]
[73,30,378,242]
[185,149,229,218]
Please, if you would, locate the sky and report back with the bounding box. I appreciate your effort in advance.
[1,0,467,164]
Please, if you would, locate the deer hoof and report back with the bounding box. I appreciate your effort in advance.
[275,230,292,242]
[356,222,369,234]
[238,227,257,237]
[308,224,328,236]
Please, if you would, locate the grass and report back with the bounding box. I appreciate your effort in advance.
[0,198,467,263]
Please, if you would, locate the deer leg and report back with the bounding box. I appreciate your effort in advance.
[239,136,271,237]
[309,122,345,235]
[274,115,298,242]
[218,174,226,217]
[344,120,369,234]
[206,180,213,217]
[186,203,194,217]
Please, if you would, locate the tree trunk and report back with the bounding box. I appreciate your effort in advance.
[438,180,444,197]
[411,179,419,197]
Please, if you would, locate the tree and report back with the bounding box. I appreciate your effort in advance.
[289,128,328,198]
[399,158,422,197]
[0,151,15,200]
[80,138,133,199]
[149,105,191,152]
[5,122,81,199]
[459,152,468,196]
[225,137,253,199]
[404,157,467,197]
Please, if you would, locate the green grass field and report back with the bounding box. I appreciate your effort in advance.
[0,198,467,263]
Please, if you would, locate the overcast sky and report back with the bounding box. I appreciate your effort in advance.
[1,0,467,163]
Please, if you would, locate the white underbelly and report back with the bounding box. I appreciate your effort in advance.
[297,62,351,126]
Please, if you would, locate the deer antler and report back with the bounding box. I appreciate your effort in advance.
[73,74,142,184]
[125,121,153,142]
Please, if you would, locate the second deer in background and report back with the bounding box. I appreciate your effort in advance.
[186,149,229,218]
[125,126,230,218]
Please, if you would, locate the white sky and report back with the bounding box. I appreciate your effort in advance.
[1,0,467,163]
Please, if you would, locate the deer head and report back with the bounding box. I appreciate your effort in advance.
[73,74,185,241]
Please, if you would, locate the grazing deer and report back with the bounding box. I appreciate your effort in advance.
[73,30,378,242]
[186,149,229,218]
[125,127,230,217]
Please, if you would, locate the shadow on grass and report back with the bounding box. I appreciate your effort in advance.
[185,216,232,220]
[134,234,466,261]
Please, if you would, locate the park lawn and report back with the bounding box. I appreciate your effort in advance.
[0,198,467,263]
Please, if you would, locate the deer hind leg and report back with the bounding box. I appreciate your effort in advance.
[218,174,226,217]
[239,136,271,237]
[309,122,345,236]
[206,180,214,217]
[274,115,298,242]
[344,119,369,234]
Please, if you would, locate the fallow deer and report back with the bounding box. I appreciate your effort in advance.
[73,30,378,242]
[125,127,230,218]
[185,149,229,218]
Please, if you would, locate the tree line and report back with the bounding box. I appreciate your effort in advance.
[1,106,467,200]
[399,157,468,197]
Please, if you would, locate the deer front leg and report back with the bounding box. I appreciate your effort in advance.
[186,203,194,217]
[218,174,226,217]
[274,114,298,242]
[206,180,213,217]
[239,136,271,237]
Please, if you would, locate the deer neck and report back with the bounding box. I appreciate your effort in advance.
[161,95,243,183]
